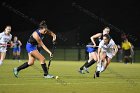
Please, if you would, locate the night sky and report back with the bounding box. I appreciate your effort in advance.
[0,0,139,47]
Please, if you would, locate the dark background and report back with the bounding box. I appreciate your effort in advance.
[0,0,139,47]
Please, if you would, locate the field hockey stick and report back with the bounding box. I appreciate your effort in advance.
[93,60,102,79]
[0,44,11,47]
[86,45,99,48]
[93,61,99,79]
[48,41,56,71]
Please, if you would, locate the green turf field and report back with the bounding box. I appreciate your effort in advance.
[0,60,140,93]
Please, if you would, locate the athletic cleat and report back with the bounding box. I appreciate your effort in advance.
[83,67,89,73]
[44,74,54,79]
[78,70,85,74]
[96,71,100,77]
[13,68,19,78]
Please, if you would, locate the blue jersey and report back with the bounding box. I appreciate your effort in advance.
[13,41,21,52]
[28,29,44,45]
[13,41,20,48]
[26,29,44,53]
[86,38,101,53]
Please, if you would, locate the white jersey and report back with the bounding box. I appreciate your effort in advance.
[0,32,12,44]
[0,32,12,52]
[99,39,116,58]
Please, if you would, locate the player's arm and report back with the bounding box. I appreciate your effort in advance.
[47,29,56,42]
[97,47,101,62]
[8,35,13,48]
[33,32,52,57]
[110,39,118,56]
[97,41,103,62]
[90,33,102,47]
[9,41,13,48]
[18,40,22,46]
[113,44,118,56]
[9,41,13,47]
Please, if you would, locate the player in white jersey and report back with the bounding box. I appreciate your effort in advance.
[79,27,110,74]
[94,34,118,78]
[0,26,12,65]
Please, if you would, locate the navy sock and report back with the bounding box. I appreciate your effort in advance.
[85,59,96,68]
[17,62,29,71]
[80,61,88,70]
[41,63,48,76]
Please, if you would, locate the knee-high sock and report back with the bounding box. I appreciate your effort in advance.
[96,61,102,72]
[100,65,105,72]
[41,63,48,76]
[85,59,96,68]
[17,62,29,71]
[80,61,88,70]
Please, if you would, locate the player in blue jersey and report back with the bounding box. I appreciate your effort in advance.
[13,21,56,78]
[12,36,22,62]
[79,27,110,74]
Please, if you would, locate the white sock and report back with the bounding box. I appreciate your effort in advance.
[101,66,105,72]
[83,66,88,70]
[96,61,101,72]
[0,60,3,65]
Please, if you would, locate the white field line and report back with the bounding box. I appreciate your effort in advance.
[0,82,139,86]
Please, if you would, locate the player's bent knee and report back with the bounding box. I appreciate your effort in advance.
[28,62,34,66]
[39,58,46,64]
[94,59,98,62]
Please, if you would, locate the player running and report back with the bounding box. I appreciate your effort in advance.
[94,34,118,78]
[13,21,56,78]
[0,25,12,65]
[79,27,110,74]
[12,36,22,62]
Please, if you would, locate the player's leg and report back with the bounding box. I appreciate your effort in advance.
[79,52,89,74]
[104,57,111,70]
[13,52,16,60]
[101,51,114,72]
[31,50,54,78]
[99,52,107,72]
[128,50,132,63]
[83,52,98,73]
[85,52,97,68]
[79,53,93,73]
[79,51,97,74]
[13,53,35,77]
[129,55,133,64]
[79,60,89,71]
[0,52,6,65]
[13,48,17,60]
[17,48,21,62]
[123,50,130,64]
[95,52,106,77]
